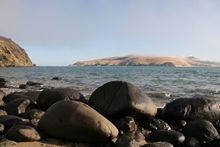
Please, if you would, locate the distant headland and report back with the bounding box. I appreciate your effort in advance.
[0,36,32,67]
[72,55,220,67]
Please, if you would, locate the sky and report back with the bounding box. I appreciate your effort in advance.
[0,0,220,66]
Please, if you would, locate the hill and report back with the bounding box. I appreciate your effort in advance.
[0,36,32,67]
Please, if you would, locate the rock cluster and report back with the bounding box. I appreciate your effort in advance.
[1,80,220,147]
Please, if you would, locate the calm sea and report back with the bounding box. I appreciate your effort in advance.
[1,66,220,106]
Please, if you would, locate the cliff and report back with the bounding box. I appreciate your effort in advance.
[0,36,32,67]
[72,55,220,67]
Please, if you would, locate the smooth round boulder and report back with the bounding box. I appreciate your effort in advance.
[89,81,157,119]
[163,98,220,122]
[143,142,173,147]
[6,125,41,142]
[183,120,219,142]
[5,98,31,116]
[37,87,85,110]
[38,100,118,142]
[150,130,185,145]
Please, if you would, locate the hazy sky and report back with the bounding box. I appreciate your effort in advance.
[0,0,220,66]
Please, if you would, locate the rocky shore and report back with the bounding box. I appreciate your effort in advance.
[0,79,220,147]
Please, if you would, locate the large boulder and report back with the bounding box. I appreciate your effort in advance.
[163,98,220,122]
[37,87,85,110]
[89,81,157,119]
[38,100,118,142]
[183,120,219,142]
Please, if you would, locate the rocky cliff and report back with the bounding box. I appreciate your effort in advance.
[73,55,220,67]
[0,36,32,67]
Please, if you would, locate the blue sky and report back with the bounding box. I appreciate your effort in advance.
[0,0,220,66]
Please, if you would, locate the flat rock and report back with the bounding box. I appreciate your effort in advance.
[143,142,173,147]
[183,120,219,142]
[89,81,157,119]
[150,130,185,145]
[6,125,41,142]
[37,87,85,110]
[38,100,118,142]
[163,98,220,122]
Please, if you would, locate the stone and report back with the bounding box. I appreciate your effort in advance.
[163,98,220,122]
[184,137,200,147]
[0,139,17,147]
[143,142,174,147]
[3,92,29,103]
[0,110,7,116]
[0,115,23,129]
[37,87,85,110]
[26,81,43,87]
[0,78,6,88]
[113,134,139,147]
[5,98,31,116]
[150,130,185,145]
[134,131,147,146]
[0,89,5,100]
[183,120,219,142]
[52,76,62,80]
[146,119,171,131]
[38,100,118,142]
[23,109,44,119]
[6,125,41,142]
[115,116,137,135]
[0,123,4,134]
[89,81,157,119]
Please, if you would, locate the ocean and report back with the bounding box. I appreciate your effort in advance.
[1,66,220,106]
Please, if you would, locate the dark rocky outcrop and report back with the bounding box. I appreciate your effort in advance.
[0,36,32,67]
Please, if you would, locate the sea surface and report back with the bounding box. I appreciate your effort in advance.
[1,66,220,106]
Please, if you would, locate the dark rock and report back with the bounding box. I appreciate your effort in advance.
[134,131,147,146]
[113,134,139,147]
[0,89,5,100]
[0,110,7,116]
[146,119,171,131]
[5,98,31,116]
[26,81,43,87]
[0,78,7,88]
[23,109,44,119]
[163,98,220,122]
[25,90,41,102]
[89,81,157,119]
[3,92,30,103]
[37,87,85,110]
[6,125,41,142]
[0,123,4,134]
[52,76,62,80]
[38,100,118,142]
[0,115,23,129]
[0,100,5,110]
[184,137,200,147]
[115,116,137,135]
[19,84,26,89]
[143,142,173,147]
[150,130,185,145]
[183,120,219,142]
[206,139,220,147]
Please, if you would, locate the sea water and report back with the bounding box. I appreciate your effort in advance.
[1,66,220,106]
